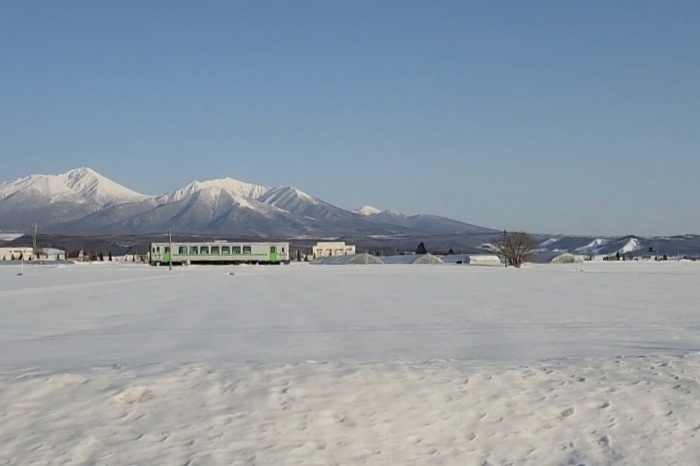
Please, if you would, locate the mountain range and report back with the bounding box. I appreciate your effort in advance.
[0,168,496,238]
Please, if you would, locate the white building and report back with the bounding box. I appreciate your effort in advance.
[312,241,356,259]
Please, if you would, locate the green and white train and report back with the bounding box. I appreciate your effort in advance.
[149,241,290,266]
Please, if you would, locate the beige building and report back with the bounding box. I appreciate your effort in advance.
[0,247,35,261]
[312,241,356,259]
[0,247,66,261]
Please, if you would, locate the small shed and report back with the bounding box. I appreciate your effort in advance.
[382,254,445,265]
[67,250,86,262]
[314,253,383,265]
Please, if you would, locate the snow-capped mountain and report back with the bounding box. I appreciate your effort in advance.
[354,207,492,235]
[355,205,382,216]
[0,168,496,238]
[533,234,698,258]
[157,178,268,204]
[0,167,146,205]
[0,167,148,230]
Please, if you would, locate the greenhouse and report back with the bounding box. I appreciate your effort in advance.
[441,254,502,265]
[311,253,383,265]
[529,252,586,264]
[381,254,445,265]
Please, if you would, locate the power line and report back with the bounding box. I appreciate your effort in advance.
[31,223,38,257]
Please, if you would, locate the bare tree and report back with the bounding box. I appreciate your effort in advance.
[492,231,537,268]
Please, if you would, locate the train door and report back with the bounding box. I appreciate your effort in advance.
[163,246,171,264]
[269,246,277,262]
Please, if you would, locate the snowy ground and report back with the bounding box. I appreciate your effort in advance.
[2,261,700,464]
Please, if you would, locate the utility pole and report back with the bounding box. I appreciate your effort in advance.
[168,229,173,271]
[31,223,38,259]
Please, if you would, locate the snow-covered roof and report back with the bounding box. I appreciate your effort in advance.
[310,256,331,264]
[311,253,383,265]
[441,254,501,265]
[529,252,586,264]
[382,254,444,265]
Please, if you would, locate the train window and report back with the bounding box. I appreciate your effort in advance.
[221,246,230,254]
[282,247,285,253]
[164,247,170,253]
[190,246,199,254]
[270,246,276,253]
[156,247,161,253]
[178,246,187,254]
[232,246,241,254]
[211,246,220,254]
[243,245,252,254]
[152,247,156,253]
[200,246,210,254]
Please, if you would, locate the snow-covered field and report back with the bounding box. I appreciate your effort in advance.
[2,262,700,464]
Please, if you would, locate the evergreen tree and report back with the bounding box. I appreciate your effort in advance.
[99,252,104,262]
[108,251,113,262]
[448,248,455,255]
[415,242,427,254]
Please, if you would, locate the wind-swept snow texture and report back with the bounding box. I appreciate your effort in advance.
[1,262,700,465]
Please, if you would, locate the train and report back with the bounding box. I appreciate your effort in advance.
[149,241,290,266]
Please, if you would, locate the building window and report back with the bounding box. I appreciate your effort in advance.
[190,246,199,254]
[222,246,230,254]
[243,245,251,254]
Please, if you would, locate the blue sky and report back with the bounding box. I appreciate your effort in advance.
[1,1,699,236]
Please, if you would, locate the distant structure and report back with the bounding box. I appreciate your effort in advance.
[528,252,586,264]
[67,250,87,262]
[441,254,502,266]
[382,254,445,265]
[0,247,33,260]
[0,246,66,261]
[312,241,356,259]
[310,253,382,265]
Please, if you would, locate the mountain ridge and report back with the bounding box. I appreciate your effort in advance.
[0,168,495,238]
